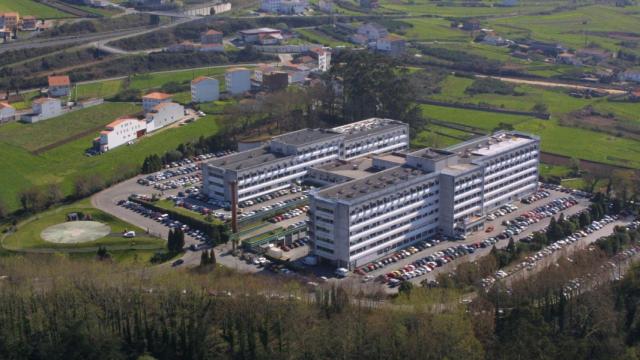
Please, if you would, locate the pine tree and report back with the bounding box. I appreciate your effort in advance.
[210,250,216,265]
[200,250,209,266]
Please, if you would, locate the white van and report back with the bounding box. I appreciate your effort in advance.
[335,268,349,278]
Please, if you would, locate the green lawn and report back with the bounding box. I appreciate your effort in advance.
[75,79,124,100]
[1,115,221,213]
[10,91,40,111]
[400,18,469,42]
[378,0,562,17]
[488,5,640,55]
[129,67,230,91]
[0,102,139,152]
[539,164,572,179]
[515,120,640,169]
[295,28,351,47]
[420,103,536,131]
[0,0,70,18]
[2,199,165,251]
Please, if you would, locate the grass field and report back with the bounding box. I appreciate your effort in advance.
[400,18,469,42]
[2,199,165,251]
[129,67,230,91]
[378,0,562,17]
[0,102,139,152]
[295,28,351,47]
[489,5,640,55]
[421,104,536,131]
[0,0,70,18]
[0,114,221,213]
[75,79,124,100]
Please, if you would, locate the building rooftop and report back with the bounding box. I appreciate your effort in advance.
[239,27,281,35]
[318,165,430,201]
[408,148,455,161]
[192,76,216,85]
[331,118,406,141]
[227,67,250,73]
[48,75,70,87]
[272,128,342,146]
[440,163,480,176]
[206,146,290,171]
[316,157,377,180]
[203,29,222,35]
[105,117,139,129]
[143,92,172,100]
[445,131,537,159]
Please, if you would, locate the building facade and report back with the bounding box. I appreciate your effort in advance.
[202,118,409,204]
[22,98,62,123]
[201,29,223,44]
[191,76,220,103]
[225,68,252,95]
[142,92,172,113]
[308,131,540,268]
[0,102,16,123]
[94,117,147,152]
[260,0,307,14]
[48,75,71,97]
[145,102,184,132]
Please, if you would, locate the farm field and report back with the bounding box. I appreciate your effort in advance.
[0,0,70,18]
[75,79,125,100]
[2,199,165,251]
[377,0,563,17]
[488,5,640,56]
[0,102,139,152]
[295,28,351,47]
[400,18,469,42]
[0,114,221,213]
[420,104,536,131]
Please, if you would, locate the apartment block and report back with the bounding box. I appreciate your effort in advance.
[202,118,409,203]
[308,131,540,268]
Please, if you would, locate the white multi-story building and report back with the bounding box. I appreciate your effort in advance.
[22,97,62,123]
[0,102,15,123]
[191,76,219,103]
[202,118,409,203]
[145,102,184,132]
[142,92,172,113]
[308,131,540,268]
[260,0,307,14]
[225,68,252,95]
[94,117,147,152]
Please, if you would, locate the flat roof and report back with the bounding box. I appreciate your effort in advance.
[408,148,454,161]
[272,128,342,146]
[316,157,376,180]
[440,163,480,176]
[318,165,429,201]
[332,118,405,141]
[206,146,289,171]
[445,131,537,158]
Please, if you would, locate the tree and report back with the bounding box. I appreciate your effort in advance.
[579,211,591,228]
[210,250,216,265]
[200,250,210,267]
[398,281,414,296]
[168,228,184,253]
[44,183,63,207]
[142,154,162,174]
[96,246,111,261]
[532,102,548,114]
[18,187,45,212]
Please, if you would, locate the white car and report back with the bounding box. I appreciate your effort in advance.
[123,231,136,238]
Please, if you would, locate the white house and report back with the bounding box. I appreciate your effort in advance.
[191,76,220,103]
[260,0,307,14]
[0,102,16,123]
[311,47,331,72]
[22,97,62,123]
[357,23,388,41]
[225,68,252,95]
[145,102,184,132]
[48,75,71,98]
[376,35,405,57]
[94,117,147,152]
[619,70,640,83]
[142,92,172,113]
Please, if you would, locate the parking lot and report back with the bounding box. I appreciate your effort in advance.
[351,187,591,290]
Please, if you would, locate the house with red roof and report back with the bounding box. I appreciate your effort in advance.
[142,92,172,112]
[0,102,15,123]
[94,117,147,152]
[48,75,71,97]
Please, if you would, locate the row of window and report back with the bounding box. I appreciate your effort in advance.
[350,202,438,244]
[349,182,438,220]
[350,218,438,257]
[374,228,435,257]
[485,170,537,202]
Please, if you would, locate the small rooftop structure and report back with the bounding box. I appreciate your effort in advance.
[272,128,341,146]
[331,118,405,140]
[48,75,70,87]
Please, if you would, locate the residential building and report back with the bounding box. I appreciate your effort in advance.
[145,102,184,132]
[225,68,252,95]
[359,0,379,9]
[619,69,640,83]
[260,0,307,14]
[1,12,19,30]
[22,98,62,123]
[201,29,223,44]
[142,92,172,112]
[201,118,409,203]
[238,28,283,44]
[48,75,71,97]
[0,102,15,123]
[21,16,37,31]
[349,33,368,45]
[318,0,333,13]
[310,47,331,72]
[376,35,405,57]
[254,64,277,83]
[200,43,225,52]
[191,76,220,103]
[462,19,481,31]
[556,53,582,66]
[94,117,147,152]
[166,41,197,53]
[308,131,540,268]
[357,23,388,41]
